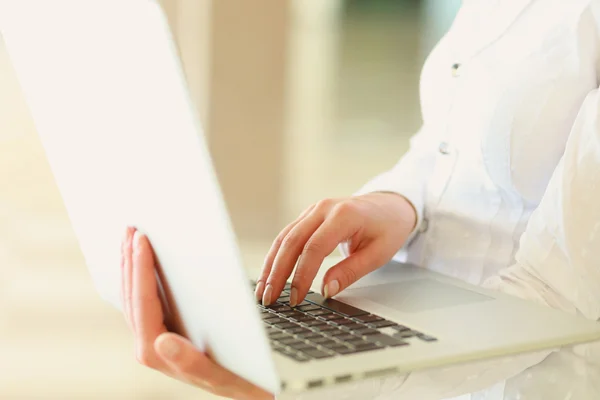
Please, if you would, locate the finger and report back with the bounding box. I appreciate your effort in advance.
[322,240,391,298]
[131,231,168,369]
[155,333,273,400]
[256,205,315,301]
[122,226,136,332]
[292,203,363,302]
[264,210,325,306]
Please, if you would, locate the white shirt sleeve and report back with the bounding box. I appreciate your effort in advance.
[307,89,600,400]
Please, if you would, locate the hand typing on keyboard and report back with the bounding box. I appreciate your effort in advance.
[255,193,416,307]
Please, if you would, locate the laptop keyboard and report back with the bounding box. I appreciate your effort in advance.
[252,281,437,363]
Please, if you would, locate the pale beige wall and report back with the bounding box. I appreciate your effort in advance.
[160,0,212,124]
[162,0,289,241]
[207,1,289,240]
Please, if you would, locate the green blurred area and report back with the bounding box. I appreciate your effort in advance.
[345,0,421,13]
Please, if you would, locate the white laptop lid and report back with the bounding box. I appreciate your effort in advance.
[0,0,279,393]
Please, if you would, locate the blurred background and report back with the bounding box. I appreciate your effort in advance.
[0,1,460,398]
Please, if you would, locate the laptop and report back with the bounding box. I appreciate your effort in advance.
[2,0,600,395]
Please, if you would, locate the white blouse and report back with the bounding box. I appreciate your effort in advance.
[293,0,600,399]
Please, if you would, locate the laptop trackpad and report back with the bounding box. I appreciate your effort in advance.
[345,279,493,313]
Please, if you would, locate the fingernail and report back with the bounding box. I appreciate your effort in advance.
[255,281,265,301]
[324,280,339,298]
[262,284,273,306]
[157,335,180,361]
[289,287,298,307]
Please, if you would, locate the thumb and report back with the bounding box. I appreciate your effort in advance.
[154,333,215,385]
[321,244,387,298]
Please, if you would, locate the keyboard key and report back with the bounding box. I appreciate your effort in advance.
[279,337,304,346]
[261,313,279,320]
[368,320,397,329]
[298,331,323,339]
[305,293,369,317]
[301,319,327,327]
[314,324,338,332]
[365,334,409,347]
[288,326,310,334]
[279,310,297,317]
[265,317,286,325]
[297,304,321,312]
[286,310,308,319]
[393,330,419,339]
[353,328,380,336]
[290,353,310,362]
[275,322,298,329]
[332,346,357,355]
[309,336,334,344]
[317,340,340,349]
[347,337,368,345]
[391,325,411,332]
[319,313,345,321]
[291,314,314,322]
[301,348,333,359]
[268,304,291,311]
[353,342,384,352]
[354,314,384,323]
[306,309,331,317]
[296,301,312,307]
[325,329,347,337]
[341,323,367,332]
[274,347,288,355]
[322,343,349,352]
[270,332,290,340]
[418,334,438,342]
[289,342,314,351]
[331,318,355,326]
[337,334,359,342]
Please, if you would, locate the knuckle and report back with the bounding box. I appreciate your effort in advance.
[272,234,285,249]
[303,239,323,256]
[315,198,335,210]
[281,232,302,249]
[331,201,357,218]
[291,271,309,287]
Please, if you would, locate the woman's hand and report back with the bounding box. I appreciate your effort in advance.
[121,227,273,400]
[255,192,417,307]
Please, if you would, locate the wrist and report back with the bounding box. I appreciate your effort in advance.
[360,191,418,232]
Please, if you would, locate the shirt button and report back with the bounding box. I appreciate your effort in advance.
[438,141,450,155]
[451,63,461,77]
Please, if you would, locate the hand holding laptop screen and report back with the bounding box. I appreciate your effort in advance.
[121,227,273,400]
